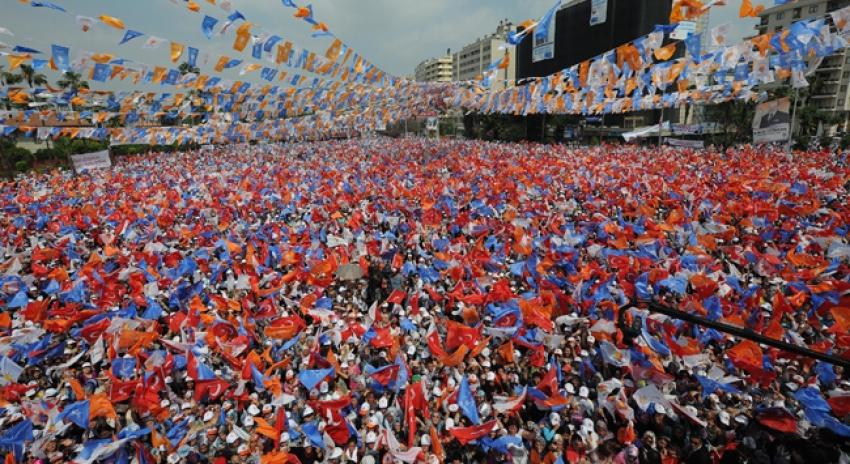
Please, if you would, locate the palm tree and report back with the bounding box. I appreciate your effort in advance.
[177,61,201,126]
[18,64,48,88]
[0,65,23,87]
[56,71,90,93]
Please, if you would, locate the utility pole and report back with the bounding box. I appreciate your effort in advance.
[658,108,664,147]
[788,88,799,154]
[643,301,850,368]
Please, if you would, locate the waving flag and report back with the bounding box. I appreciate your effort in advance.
[0,419,33,462]
[58,399,90,429]
[119,30,144,45]
[457,375,481,424]
[448,420,498,445]
[298,368,334,390]
[201,15,219,39]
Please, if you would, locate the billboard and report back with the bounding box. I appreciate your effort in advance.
[590,0,608,26]
[753,98,791,144]
[532,16,556,63]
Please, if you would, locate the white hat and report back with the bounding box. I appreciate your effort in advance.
[203,411,215,422]
[421,434,431,445]
[320,381,329,394]
[407,345,416,355]
[719,411,731,426]
[303,406,314,416]
[160,400,170,408]
[579,386,589,398]
[281,432,290,443]
[448,404,459,413]
[378,397,388,409]
[654,404,666,415]
[330,447,343,459]
[181,402,192,410]
[365,431,377,444]
[550,412,561,426]
[243,416,255,427]
[248,404,260,416]
[226,432,239,444]
[565,384,575,394]
[432,386,443,397]
[262,404,273,413]
[44,388,57,398]
[485,371,496,381]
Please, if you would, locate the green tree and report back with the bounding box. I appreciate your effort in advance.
[17,64,48,88]
[56,71,90,93]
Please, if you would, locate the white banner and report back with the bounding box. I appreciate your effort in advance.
[71,150,111,173]
[590,0,608,26]
[670,21,696,40]
[753,97,791,144]
[201,144,214,151]
[666,138,705,148]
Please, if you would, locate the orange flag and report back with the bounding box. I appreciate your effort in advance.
[727,339,764,372]
[171,42,185,63]
[67,378,85,400]
[255,417,280,441]
[438,345,469,367]
[739,0,764,17]
[89,393,118,420]
[99,15,126,29]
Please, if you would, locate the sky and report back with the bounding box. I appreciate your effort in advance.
[1,0,757,89]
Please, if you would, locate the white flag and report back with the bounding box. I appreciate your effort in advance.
[90,336,105,366]
[142,36,166,50]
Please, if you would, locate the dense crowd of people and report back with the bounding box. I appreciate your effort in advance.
[0,138,849,463]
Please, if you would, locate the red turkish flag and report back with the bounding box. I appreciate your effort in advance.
[194,379,230,401]
[449,420,498,444]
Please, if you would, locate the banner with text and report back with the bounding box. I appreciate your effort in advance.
[71,150,112,173]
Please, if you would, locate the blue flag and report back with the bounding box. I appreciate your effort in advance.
[119,30,144,45]
[112,357,136,379]
[458,375,481,424]
[187,47,199,68]
[51,44,69,71]
[201,15,218,39]
[298,368,334,391]
[534,0,561,42]
[30,1,65,12]
[281,0,297,7]
[58,400,90,429]
[92,63,111,83]
[0,419,33,461]
[6,290,28,309]
[301,421,325,448]
[251,363,267,391]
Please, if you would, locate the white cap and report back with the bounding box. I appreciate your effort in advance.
[203,411,215,422]
[378,397,388,409]
[448,404,459,413]
[248,404,260,416]
[432,386,443,397]
[654,404,666,415]
[365,431,377,443]
[303,406,314,416]
[330,447,343,459]
[579,386,589,398]
[181,402,191,410]
[226,432,239,444]
[243,416,255,427]
[421,434,431,445]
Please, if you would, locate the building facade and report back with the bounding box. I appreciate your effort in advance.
[414,54,454,83]
[756,0,850,134]
[452,20,516,90]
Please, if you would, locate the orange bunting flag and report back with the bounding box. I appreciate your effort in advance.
[739,0,765,18]
[99,15,126,29]
[233,22,252,52]
[171,42,185,63]
[89,393,118,420]
[654,43,677,61]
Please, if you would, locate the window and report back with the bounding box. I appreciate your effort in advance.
[774,25,783,32]
[844,71,850,78]
[776,11,784,20]
[793,7,801,18]
[842,85,848,93]
[809,4,819,13]
[760,16,769,25]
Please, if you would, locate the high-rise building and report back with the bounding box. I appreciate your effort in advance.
[452,20,516,90]
[414,53,454,83]
[756,0,850,133]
